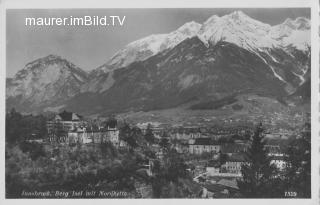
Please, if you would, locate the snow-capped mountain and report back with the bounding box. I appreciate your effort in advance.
[198,11,310,52]
[83,11,310,94]
[82,21,201,93]
[98,21,201,73]
[70,11,310,115]
[6,55,89,112]
[270,17,310,50]
[197,11,277,52]
[66,37,304,115]
[6,11,310,114]
[197,11,310,52]
[194,11,310,87]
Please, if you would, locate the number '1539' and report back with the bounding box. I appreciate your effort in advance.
[285,191,297,197]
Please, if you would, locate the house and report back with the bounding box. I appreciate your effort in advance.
[201,178,240,198]
[47,110,84,132]
[67,128,92,144]
[171,127,202,140]
[270,156,287,171]
[174,131,202,140]
[67,127,100,144]
[188,138,221,154]
[137,123,164,139]
[206,160,221,176]
[47,110,85,142]
[221,143,249,156]
[217,179,239,190]
[108,127,120,145]
[221,154,247,174]
[173,143,189,153]
[67,126,120,146]
[201,184,230,198]
[264,145,285,157]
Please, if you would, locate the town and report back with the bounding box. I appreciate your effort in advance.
[6,109,309,198]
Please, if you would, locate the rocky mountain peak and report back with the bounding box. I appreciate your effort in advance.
[176,21,201,35]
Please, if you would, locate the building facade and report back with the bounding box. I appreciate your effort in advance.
[67,127,119,146]
[188,138,221,154]
[221,154,247,174]
[47,110,85,142]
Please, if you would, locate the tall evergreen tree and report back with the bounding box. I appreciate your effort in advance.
[119,123,139,151]
[284,122,311,198]
[151,149,189,198]
[144,124,155,145]
[238,123,280,198]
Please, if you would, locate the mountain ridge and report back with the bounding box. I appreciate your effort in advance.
[6,11,311,115]
[6,55,89,112]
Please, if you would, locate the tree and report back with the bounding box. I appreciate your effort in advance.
[103,116,117,129]
[19,141,46,160]
[119,123,131,141]
[219,151,228,165]
[6,109,48,144]
[119,123,139,150]
[159,132,170,150]
[6,108,23,144]
[238,123,280,198]
[151,149,189,198]
[144,124,155,145]
[284,122,311,198]
[163,149,188,182]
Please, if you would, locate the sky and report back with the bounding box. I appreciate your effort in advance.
[6,8,310,77]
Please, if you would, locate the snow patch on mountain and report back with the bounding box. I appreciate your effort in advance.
[197,11,310,52]
[255,51,287,83]
[292,71,305,85]
[178,74,201,90]
[198,11,277,52]
[270,17,310,51]
[99,72,115,93]
[281,30,310,51]
[99,21,202,73]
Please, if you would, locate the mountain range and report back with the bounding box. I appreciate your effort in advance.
[6,11,311,117]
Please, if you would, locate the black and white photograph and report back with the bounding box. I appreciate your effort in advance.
[1,0,318,202]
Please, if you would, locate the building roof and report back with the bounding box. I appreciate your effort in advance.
[264,145,282,154]
[226,153,248,162]
[56,110,82,121]
[217,179,239,190]
[203,184,227,193]
[270,155,286,161]
[192,138,220,145]
[207,160,221,168]
[179,178,202,195]
[221,143,249,154]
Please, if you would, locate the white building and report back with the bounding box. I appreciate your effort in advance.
[188,138,221,154]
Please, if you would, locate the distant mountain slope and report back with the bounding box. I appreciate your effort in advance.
[65,37,295,115]
[286,78,311,105]
[6,55,89,112]
[82,21,202,93]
